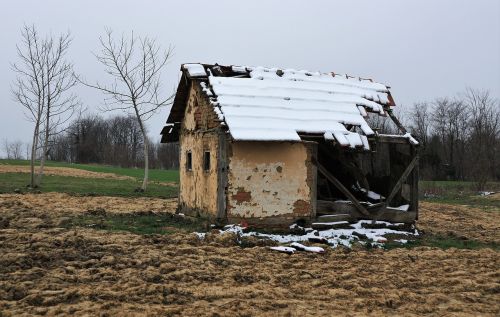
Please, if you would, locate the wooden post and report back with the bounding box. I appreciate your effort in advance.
[387,109,407,134]
[385,155,419,206]
[308,142,318,220]
[412,153,419,219]
[317,163,370,216]
[216,131,228,222]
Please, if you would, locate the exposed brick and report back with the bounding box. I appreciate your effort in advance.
[293,199,310,214]
[231,187,252,205]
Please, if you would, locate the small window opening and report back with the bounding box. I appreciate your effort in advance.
[186,151,192,171]
[203,151,211,171]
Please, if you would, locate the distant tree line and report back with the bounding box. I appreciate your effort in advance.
[2,139,27,160]
[47,114,179,169]
[368,88,499,189]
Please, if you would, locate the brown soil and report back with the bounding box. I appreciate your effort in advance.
[419,201,500,244]
[0,165,134,181]
[0,194,499,316]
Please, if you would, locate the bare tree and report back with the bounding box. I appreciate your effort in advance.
[408,102,431,145]
[11,25,79,187]
[83,30,174,191]
[9,140,24,159]
[2,139,11,159]
[11,25,47,187]
[36,30,79,186]
[463,88,500,189]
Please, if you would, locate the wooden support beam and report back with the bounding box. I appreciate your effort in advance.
[385,155,419,206]
[216,131,228,223]
[317,163,370,216]
[387,109,407,134]
[411,152,419,219]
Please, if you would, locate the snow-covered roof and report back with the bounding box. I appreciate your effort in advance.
[166,63,399,149]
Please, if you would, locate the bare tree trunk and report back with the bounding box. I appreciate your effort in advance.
[36,84,51,186]
[30,121,40,188]
[36,117,50,186]
[135,105,149,191]
[142,134,149,191]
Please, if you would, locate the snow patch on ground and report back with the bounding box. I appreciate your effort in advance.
[205,220,418,249]
[479,191,495,196]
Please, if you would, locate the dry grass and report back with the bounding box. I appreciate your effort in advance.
[0,193,177,217]
[0,193,499,316]
[0,165,177,187]
[419,201,500,244]
[0,165,135,180]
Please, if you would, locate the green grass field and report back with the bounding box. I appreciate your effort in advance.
[384,234,499,251]
[0,159,179,183]
[420,180,499,209]
[64,212,208,235]
[0,159,179,198]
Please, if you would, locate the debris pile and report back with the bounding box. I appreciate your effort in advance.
[199,220,419,251]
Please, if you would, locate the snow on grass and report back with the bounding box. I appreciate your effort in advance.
[479,191,495,196]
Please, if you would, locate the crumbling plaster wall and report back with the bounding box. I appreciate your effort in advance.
[227,141,317,225]
[178,82,220,216]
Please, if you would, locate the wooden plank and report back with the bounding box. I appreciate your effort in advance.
[308,142,318,219]
[317,200,416,223]
[317,200,349,215]
[317,163,370,216]
[412,153,419,220]
[333,201,416,223]
[317,199,343,215]
[385,156,419,206]
[376,135,411,145]
[311,221,352,230]
[316,214,352,222]
[216,131,228,223]
[370,209,416,223]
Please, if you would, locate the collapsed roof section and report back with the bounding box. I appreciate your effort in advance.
[163,63,411,150]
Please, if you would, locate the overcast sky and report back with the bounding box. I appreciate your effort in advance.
[1,0,499,156]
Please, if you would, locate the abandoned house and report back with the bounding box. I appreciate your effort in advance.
[160,63,419,227]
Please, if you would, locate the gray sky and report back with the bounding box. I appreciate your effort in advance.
[1,0,499,156]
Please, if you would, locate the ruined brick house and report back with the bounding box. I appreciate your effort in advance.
[161,63,419,227]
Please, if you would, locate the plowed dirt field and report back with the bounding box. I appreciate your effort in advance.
[0,194,499,316]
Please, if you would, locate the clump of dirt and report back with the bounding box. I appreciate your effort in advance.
[0,165,135,180]
[418,201,500,244]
